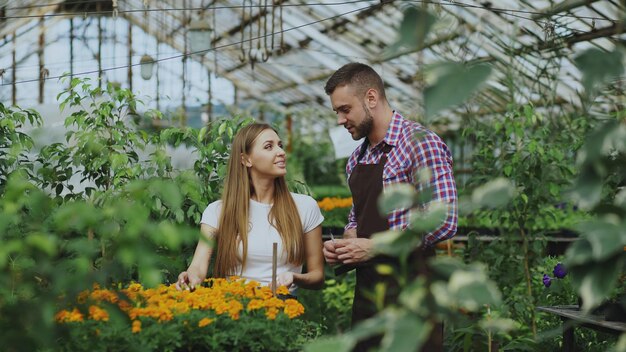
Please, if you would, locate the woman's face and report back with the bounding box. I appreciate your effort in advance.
[243,129,287,179]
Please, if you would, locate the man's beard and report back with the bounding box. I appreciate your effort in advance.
[351,104,374,140]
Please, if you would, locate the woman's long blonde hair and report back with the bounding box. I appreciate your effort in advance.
[213,123,304,278]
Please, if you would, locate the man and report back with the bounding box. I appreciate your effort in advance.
[322,63,457,352]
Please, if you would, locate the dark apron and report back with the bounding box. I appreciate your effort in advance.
[348,142,442,352]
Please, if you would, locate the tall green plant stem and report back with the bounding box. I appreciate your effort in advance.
[486,305,492,352]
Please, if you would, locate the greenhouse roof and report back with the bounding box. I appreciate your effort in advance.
[0,0,624,124]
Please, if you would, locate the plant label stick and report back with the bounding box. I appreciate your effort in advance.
[272,242,277,295]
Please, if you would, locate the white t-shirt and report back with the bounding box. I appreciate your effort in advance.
[200,193,324,288]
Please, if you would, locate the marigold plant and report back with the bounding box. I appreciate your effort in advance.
[55,277,319,352]
[317,197,352,211]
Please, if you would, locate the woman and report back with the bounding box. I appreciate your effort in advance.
[176,123,325,294]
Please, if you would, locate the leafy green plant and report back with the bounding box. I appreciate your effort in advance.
[0,102,42,190]
[299,270,355,335]
[561,46,626,352]
[0,79,257,351]
[38,78,152,196]
[462,102,595,336]
[0,173,200,351]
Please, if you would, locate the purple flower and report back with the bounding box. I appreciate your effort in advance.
[542,274,552,288]
[553,263,567,279]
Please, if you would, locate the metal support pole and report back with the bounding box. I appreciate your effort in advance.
[11,32,16,106]
[207,69,212,123]
[97,2,103,88]
[38,18,45,104]
[70,18,74,82]
[127,21,133,91]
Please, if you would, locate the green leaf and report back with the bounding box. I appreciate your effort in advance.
[157,222,182,249]
[471,177,515,208]
[424,62,491,118]
[577,221,625,261]
[387,6,437,54]
[433,266,502,311]
[574,47,624,94]
[138,267,163,288]
[569,167,603,210]
[304,336,355,352]
[564,238,594,266]
[198,126,208,143]
[381,309,430,352]
[378,183,416,214]
[570,256,623,312]
[26,233,57,256]
[409,200,448,233]
[398,278,427,312]
[350,314,389,341]
[372,230,421,258]
[479,318,517,334]
[218,122,227,135]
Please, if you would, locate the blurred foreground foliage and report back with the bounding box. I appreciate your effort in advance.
[0,78,254,351]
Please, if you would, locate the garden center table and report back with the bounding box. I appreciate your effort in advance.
[537,305,626,352]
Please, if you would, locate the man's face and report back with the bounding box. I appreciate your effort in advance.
[330,85,373,141]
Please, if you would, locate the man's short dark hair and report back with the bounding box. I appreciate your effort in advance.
[324,62,386,100]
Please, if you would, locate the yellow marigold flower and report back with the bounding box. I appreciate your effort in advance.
[131,320,141,333]
[247,299,264,311]
[284,299,305,319]
[276,286,290,295]
[265,307,279,320]
[88,305,109,321]
[198,317,214,327]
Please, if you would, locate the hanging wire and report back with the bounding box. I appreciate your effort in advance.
[0,0,619,23]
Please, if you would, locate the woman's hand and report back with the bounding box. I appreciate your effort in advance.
[175,270,203,291]
[271,271,295,290]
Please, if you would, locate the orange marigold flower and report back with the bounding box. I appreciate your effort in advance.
[90,289,119,304]
[317,197,352,211]
[55,308,84,323]
[198,317,214,327]
[58,277,307,329]
[88,305,109,321]
[77,290,90,304]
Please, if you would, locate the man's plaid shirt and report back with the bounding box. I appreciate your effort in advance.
[344,111,458,247]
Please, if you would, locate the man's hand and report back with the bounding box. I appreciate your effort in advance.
[333,238,374,264]
[323,240,341,265]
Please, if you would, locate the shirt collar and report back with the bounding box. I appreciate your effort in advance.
[369,111,402,151]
